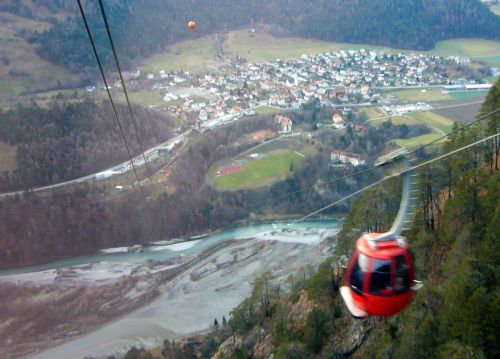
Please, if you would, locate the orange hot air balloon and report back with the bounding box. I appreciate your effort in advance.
[187,21,196,30]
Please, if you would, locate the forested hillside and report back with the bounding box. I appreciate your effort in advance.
[2,0,498,73]
[201,79,500,359]
[0,109,429,268]
[0,100,173,191]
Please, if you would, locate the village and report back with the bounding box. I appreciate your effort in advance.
[80,47,494,188]
[91,48,492,134]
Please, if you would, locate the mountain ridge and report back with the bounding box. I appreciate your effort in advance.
[1,0,498,73]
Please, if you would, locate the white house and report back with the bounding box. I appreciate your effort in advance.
[331,150,366,167]
[332,112,344,125]
[275,115,293,133]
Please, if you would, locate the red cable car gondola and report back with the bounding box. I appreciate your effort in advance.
[340,149,422,318]
[340,233,415,318]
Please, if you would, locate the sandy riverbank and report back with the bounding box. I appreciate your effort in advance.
[0,226,339,359]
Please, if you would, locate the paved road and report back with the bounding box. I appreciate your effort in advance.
[0,96,483,199]
[0,130,191,199]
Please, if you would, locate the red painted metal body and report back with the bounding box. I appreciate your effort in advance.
[342,233,415,317]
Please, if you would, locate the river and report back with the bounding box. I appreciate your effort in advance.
[0,219,341,277]
[3,219,342,359]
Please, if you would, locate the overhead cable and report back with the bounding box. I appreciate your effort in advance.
[98,0,151,175]
[294,129,500,223]
[249,107,500,209]
[76,0,143,193]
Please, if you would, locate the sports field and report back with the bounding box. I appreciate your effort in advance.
[384,88,452,102]
[209,149,304,190]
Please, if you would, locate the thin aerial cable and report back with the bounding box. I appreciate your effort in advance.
[98,0,151,175]
[294,130,500,223]
[407,107,500,154]
[248,106,500,209]
[332,107,500,183]
[294,177,387,223]
[76,0,143,193]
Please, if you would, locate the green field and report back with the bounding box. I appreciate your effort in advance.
[0,15,78,98]
[96,89,164,108]
[385,87,487,104]
[477,55,500,67]
[255,105,280,114]
[0,140,17,171]
[228,35,500,68]
[371,115,419,126]
[141,29,397,74]
[431,38,500,57]
[360,107,384,120]
[372,111,454,134]
[141,35,219,73]
[429,38,500,67]
[0,11,52,33]
[449,91,488,101]
[224,30,394,63]
[384,88,452,102]
[0,89,90,109]
[408,112,455,134]
[20,2,74,21]
[141,30,500,78]
[394,133,445,148]
[209,149,304,190]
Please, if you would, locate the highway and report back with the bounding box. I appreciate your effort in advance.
[0,130,191,199]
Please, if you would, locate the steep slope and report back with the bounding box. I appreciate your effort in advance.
[0,100,173,190]
[2,0,498,73]
[0,7,80,97]
[208,78,500,359]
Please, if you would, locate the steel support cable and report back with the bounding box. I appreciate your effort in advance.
[335,107,500,179]
[294,130,500,223]
[247,107,500,210]
[76,0,143,193]
[98,0,151,176]
[329,107,500,184]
